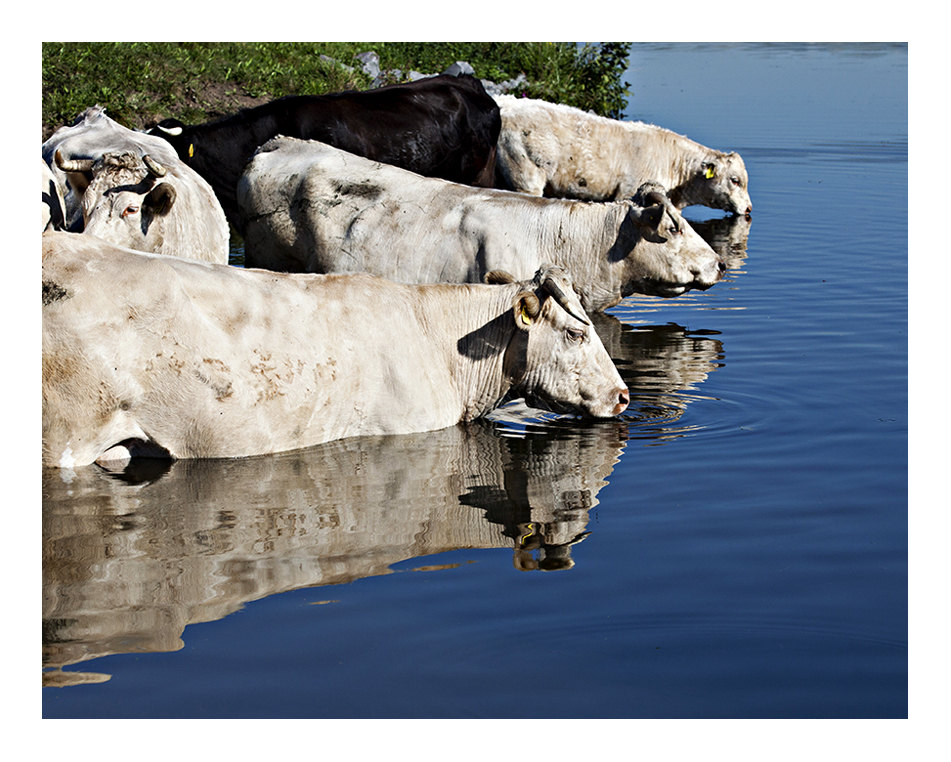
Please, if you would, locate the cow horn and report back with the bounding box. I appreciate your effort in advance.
[53,150,94,174]
[540,269,589,326]
[635,181,680,235]
[142,154,167,177]
[664,197,681,235]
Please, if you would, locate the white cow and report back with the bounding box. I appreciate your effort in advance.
[42,160,66,233]
[42,106,229,263]
[238,137,724,312]
[494,94,752,216]
[42,232,629,468]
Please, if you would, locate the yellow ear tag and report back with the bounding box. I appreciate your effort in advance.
[704,165,716,179]
[519,523,536,547]
[520,304,534,326]
[188,143,194,158]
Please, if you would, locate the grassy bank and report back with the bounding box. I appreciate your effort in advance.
[41,42,631,140]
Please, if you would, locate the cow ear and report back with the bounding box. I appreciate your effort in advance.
[145,182,176,216]
[703,162,717,180]
[514,292,541,330]
[635,204,664,231]
[631,204,668,243]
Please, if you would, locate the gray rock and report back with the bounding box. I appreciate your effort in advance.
[355,51,380,79]
[335,54,530,96]
[481,73,528,96]
[443,61,475,77]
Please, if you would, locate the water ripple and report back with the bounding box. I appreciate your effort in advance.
[517,611,908,652]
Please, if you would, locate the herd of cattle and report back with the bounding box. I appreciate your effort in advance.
[41,71,751,468]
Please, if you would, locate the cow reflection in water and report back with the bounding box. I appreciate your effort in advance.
[690,213,751,273]
[590,312,726,435]
[460,430,613,572]
[42,421,626,684]
[42,317,727,685]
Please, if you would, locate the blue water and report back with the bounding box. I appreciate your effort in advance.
[41,43,907,719]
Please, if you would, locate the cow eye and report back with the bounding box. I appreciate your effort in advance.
[122,204,140,217]
[566,327,585,342]
[730,177,741,187]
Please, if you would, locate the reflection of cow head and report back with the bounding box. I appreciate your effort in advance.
[55,150,177,254]
[690,213,752,273]
[512,521,591,572]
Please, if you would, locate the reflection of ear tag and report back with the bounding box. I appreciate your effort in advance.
[705,165,716,179]
[520,304,534,326]
[189,143,194,158]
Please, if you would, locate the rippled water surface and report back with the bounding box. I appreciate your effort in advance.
[42,43,907,718]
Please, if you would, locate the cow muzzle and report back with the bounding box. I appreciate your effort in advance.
[614,387,630,416]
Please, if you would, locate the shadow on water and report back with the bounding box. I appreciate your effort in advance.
[42,301,729,687]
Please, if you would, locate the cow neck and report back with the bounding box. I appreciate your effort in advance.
[635,123,701,186]
[428,283,521,422]
[563,201,634,313]
[666,137,710,208]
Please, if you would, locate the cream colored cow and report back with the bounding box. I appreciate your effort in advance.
[42,232,628,468]
[238,137,724,312]
[43,106,229,263]
[494,95,751,217]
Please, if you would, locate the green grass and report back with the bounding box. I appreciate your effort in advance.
[42,42,631,138]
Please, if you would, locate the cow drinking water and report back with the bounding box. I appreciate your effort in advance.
[238,137,725,312]
[42,232,628,468]
[494,94,752,217]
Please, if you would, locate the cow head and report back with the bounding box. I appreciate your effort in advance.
[55,151,177,254]
[616,182,726,299]
[500,266,629,419]
[680,150,751,217]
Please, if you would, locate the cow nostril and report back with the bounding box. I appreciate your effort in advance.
[618,388,630,409]
[717,260,727,273]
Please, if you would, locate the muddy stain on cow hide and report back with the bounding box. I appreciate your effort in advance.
[331,178,383,200]
[42,280,70,306]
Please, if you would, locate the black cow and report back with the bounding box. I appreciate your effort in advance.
[148,74,501,232]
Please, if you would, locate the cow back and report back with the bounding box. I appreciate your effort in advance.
[151,75,500,232]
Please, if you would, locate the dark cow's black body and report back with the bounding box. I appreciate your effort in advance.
[148,74,501,232]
